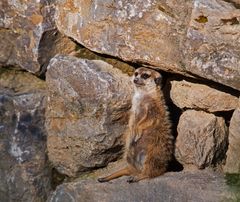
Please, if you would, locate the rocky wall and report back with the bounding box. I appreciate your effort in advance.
[55,0,240,90]
[0,0,240,201]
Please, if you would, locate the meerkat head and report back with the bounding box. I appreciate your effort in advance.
[132,67,162,91]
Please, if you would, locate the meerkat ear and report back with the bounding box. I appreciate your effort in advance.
[154,77,162,85]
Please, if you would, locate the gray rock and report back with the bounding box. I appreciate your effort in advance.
[46,55,133,177]
[170,80,239,112]
[55,0,240,90]
[175,110,228,169]
[0,69,51,202]
[224,98,240,173]
[0,0,77,73]
[47,170,234,202]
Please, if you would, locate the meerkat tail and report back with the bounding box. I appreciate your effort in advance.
[98,166,131,183]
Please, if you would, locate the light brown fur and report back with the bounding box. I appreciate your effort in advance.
[98,67,173,183]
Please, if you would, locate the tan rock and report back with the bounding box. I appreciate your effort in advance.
[224,98,240,173]
[46,55,133,177]
[0,1,77,73]
[170,80,239,112]
[175,110,228,169]
[55,0,240,90]
[184,0,240,90]
[55,0,191,75]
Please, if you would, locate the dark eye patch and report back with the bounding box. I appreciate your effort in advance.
[134,72,138,77]
[141,73,150,79]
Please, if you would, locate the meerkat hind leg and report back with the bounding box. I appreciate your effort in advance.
[98,166,132,183]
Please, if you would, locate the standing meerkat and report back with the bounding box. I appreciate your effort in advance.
[98,67,173,183]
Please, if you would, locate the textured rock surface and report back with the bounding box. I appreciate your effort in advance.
[55,0,191,75]
[224,98,240,173]
[55,0,240,90]
[46,55,133,177]
[0,69,51,202]
[0,0,77,73]
[47,171,234,202]
[170,80,239,112]
[184,0,240,90]
[175,110,228,169]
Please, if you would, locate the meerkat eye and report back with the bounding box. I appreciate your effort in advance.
[134,72,138,77]
[141,73,150,79]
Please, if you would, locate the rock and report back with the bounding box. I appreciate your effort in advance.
[224,98,240,173]
[47,170,234,202]
[184,0,240,91]
[170,80,239,112]
[55,0,191,75]
[175,110,228,169]
[0,0,77,74]
[0,69,51,201]
[46,55,133,177]
[55,0,240,90]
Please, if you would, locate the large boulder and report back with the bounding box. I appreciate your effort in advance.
[224,98,240,173]
[175,110,228,169]
[170,80,239,112]
[0,69,51,202]
[55,0,190,75]
[47,170,234,202]
[184,0,240,90]
[46,55,133,177]
[55,0,240,90]
[0,0,77,74]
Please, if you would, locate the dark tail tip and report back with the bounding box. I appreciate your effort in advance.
[97,178,108,183]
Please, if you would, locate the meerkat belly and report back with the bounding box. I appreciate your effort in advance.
[126,136,147,171]
[131,90,144,114]
[125,95,146,150]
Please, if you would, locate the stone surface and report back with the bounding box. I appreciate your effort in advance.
[55,0,191,75]
[175,110,228,169]
[184,0,240,91]
[55,0,240,90]
[0,69,51,202]
[46,55,133,177]
[170,80,239,112]
[0,0,77,74]
[47,170,234,202]
[224,98,240,173]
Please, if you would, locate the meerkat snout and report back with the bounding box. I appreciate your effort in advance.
[133,77,139,84]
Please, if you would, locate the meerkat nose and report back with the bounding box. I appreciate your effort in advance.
[133,78,139,84]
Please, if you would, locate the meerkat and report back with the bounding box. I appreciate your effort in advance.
[98,67,173,183]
